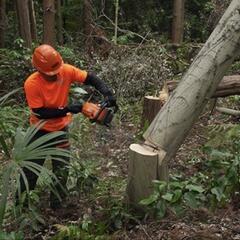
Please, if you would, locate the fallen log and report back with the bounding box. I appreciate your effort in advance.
[167,75,240,98]
[216,107,240,116]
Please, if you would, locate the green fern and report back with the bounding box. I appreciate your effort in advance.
[0,123,70,230]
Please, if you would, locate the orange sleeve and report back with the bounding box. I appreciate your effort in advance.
[24,81,44,109]
[65,64,87,84]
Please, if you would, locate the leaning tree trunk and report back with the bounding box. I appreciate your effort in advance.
[127,0,240,206]
[43,0,56,46]
[16,0,32,48]
[0,0,5,48]
[144,0,240,160]
[172,0,185,44]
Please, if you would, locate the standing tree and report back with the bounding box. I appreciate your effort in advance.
[172,0,185,44]
[83,0,94,55]
[114,0,119,44]
[16,0,32,48]
[56,0,63,45]
[43,0,56,46]
[0,0,5,48]
[28,0,37,42]
[127,0,240,206]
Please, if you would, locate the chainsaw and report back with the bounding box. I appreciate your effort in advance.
[81,100,118,127]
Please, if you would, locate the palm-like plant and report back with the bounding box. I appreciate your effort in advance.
[0,90,70,230]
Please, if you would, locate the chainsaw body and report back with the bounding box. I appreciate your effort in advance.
[82,101,118,127]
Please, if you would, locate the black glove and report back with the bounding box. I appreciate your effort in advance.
[67,103,83,114]
[105,95,117,107]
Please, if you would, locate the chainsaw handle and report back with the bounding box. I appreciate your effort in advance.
[100,101,119,113]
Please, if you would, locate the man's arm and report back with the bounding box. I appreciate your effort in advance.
[84,72,117,107]
[84,72,113,96]
[32,103,83,119]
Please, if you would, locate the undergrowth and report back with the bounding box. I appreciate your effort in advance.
[140,123,240,219]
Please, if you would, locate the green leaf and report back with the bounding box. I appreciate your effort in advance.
[170,204,185,217]
[211,187,225,202]
[157,181,167,193]
[171,190,183,203]
[162,193,173,202]
[71,87,88,95]
[210,149,233,159]
[185,184,204,193]
[0,134,11,158]
[156,201,167,219]
[139,193,159,205]
[183,192,199,209]
[0,88,22,105]
[169,181,185,189]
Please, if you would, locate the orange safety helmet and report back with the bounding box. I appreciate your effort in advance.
[32,44,63,76]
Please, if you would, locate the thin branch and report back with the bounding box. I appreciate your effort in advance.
[98,12,150,42]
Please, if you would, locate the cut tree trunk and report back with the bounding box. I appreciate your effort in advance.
[43,0,55,46]
[127,0,240,206]
[167,75,240,98]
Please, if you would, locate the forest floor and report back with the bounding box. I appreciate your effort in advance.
[25,102,240,240]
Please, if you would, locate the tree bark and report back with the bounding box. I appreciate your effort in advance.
[114,0,119,44]
[0,0,5,48]
[56,0,63,45]
[83,0,94,55]
[28,0,37,42]
[144,0,240,162]
[43,0,56,46]
[172,0,185,44]
[16,0,32,48]
[167,75,240,98]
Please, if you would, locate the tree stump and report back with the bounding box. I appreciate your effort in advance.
[141,96,164,127]
[126,143,166,207]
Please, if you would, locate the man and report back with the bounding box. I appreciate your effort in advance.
[23,44,116,209]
